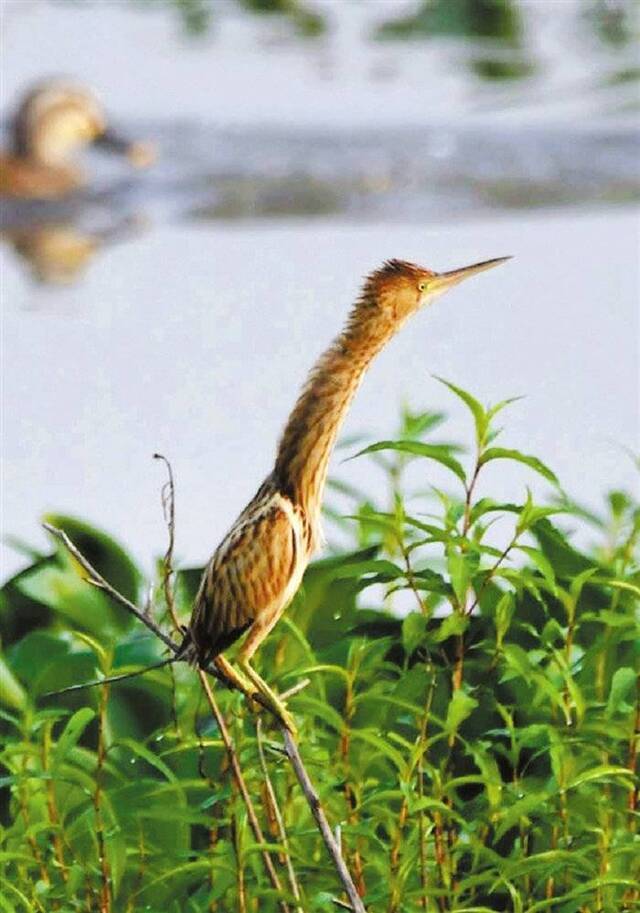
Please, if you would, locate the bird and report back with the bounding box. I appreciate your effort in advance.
[0,78,154,199]
[185,255,510,733]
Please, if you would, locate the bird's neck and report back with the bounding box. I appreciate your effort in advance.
[273,308,397,535]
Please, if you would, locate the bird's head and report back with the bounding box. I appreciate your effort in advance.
[12,79,155,168]
[361,256,510,325]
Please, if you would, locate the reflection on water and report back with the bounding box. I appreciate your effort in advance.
[2,216,147,285]
[0,77,155,283]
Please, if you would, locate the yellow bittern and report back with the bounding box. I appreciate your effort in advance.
[0,78,154,199]
[185,256,510,732]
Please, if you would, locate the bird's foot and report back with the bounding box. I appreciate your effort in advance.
[213,656,256,703]
[238,658,298,736]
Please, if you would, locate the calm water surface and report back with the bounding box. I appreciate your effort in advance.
[3,209,638,578]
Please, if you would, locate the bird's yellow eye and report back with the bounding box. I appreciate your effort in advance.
[418,280,428,292]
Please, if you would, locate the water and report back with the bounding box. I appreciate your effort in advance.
[1,1,639,579]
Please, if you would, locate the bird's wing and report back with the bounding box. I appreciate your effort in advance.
[189,493,299,662]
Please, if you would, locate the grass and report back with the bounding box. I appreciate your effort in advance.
[0,384,638,912]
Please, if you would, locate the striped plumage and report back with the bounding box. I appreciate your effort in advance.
[188,256,509,731]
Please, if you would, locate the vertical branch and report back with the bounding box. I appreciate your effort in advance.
[154,452,181,632]
[256,719,304,913]
[126,823,147,913]
[42,722,69,883]
[339,662,366,898]
[452,459,481,695]
[230,813,247,913]
[93,683,112,913]
[415,671,439,912]
[18,747,50,892]
[627,674,640,828]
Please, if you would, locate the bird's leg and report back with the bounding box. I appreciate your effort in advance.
[213,655,255,702]
[237,657,297,735]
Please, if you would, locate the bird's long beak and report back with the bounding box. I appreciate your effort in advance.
[94,128,156,168]
[432,256,511,291]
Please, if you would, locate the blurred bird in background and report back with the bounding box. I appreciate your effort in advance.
[0,77,155,199]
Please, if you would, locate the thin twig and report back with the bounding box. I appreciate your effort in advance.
[465,534,518,617]
[231,813,248,913]
[42,523,180,657]
[42,722,69,883]
[154,452,181,631]
[280,678,311,701]
[281,729,367,913]
[257,719,304,913]
[93,683,112,913]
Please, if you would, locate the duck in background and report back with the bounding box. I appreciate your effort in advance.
[0,78,155,199]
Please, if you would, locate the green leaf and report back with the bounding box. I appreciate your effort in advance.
[479,447,559,485]
[471,746,503,809]
[593,577,640,599]
[569,567,598,602]
[53,707,95,769]
[434,376,487,447]
[447,547,470,605]
[444,690,478,737]
[486,396,525,424]
[115,738,178,783]
[566,765,635,791]
[351,730,408,774]
[494,792,549,840]
[329,558,403,581]
[348,440,467,484]
[16,562,128,637]
[516,545,557,593]
[411,568,451,595]
[494,591,515,647]
[0,655,27,710]
[533,518,596,577]
[72,630,111,672]
[606,667,637,717]
[402,613,427,655]
[434,613,468,642]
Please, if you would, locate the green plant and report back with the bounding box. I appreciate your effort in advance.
[1,384,638,911]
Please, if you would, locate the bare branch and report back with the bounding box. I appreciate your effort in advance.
[281,728,367,913]
[41,522,224,684]
[43,522,176,652]
[153,452,181,632]
[280,678,311,701]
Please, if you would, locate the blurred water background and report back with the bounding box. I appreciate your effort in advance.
[1,0,639,579]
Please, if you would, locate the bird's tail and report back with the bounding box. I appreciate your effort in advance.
[174,627,199,666]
